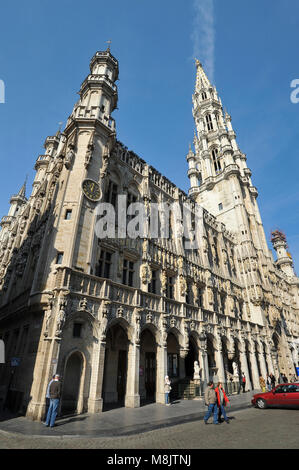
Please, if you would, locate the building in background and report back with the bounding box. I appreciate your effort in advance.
[0,49,298,420]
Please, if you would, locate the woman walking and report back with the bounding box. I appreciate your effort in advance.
[164,375,172,406]
[215,382,230,424]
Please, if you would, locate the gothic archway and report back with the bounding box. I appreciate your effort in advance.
[167,332,180,379]
[206,334,217,382]
[61,351,84,415]
[244,340,253,386]
[102,322,129,408]
[185,335,198,379]
[139,328,157,403]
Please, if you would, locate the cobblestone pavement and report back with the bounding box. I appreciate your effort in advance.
[0,408,298,449]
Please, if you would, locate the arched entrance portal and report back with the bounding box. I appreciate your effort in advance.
[102,323,129,407]
[61,351,83,415]
[139,329,157,403]
[185,336,198,378]
[206,334,217,382]
[167,333,180,379]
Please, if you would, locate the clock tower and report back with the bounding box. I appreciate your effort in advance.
[31,47,119,294]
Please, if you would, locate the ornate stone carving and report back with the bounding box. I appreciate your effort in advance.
[140,262,152,285]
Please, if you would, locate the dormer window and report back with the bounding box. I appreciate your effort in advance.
[205,114,213,131]
[212,148,221,173]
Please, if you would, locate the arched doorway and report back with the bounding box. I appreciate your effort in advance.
[61,351,83,415]
[206,334,217,382]
[245,340,253,387]
[222,338,233,381]
[261,342,269,375]
[272,332,282,376]
[254,341,262,376]
[102,322,129,408]
[167,333,180,380]
[185,336,198,378]
[139,328,157,403]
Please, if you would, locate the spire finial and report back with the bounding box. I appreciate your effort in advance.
[106,39,112,51]
[18,175,28,199]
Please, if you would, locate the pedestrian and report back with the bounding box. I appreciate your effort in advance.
[44,375,55,422]
[164,375,172,406]
[215,382,230,424]
[266,374,272,392]
[203,381,219,425]
[282,373,288,383]
[259,375,266,393]
[241,372,246,393]
[44,374,61,428]
[270,373,276,389]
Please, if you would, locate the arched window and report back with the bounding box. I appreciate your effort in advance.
[212,148,221,173]
[201,91,207,100]
[205,114,213,131]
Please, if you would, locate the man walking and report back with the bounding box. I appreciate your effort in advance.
[203,381,219,425]
[266,374,272,392]
[44,374,61,428]
[241,372,246,393]
[44,375,55,422]
[282,373,288,383]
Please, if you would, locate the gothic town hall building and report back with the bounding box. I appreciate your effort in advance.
[0,48,298,420]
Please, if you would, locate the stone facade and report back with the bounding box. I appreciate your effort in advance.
[0,49,298,421]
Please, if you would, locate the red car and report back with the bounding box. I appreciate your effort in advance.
[252,383,299,409]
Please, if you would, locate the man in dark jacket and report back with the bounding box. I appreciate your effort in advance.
[44,374,61,428]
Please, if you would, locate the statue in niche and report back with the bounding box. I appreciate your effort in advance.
[193,361,201,382]
[232,361,239,379]
[64,148,75,169]
[56,308,66,337]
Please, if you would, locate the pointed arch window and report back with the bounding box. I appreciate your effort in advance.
[212,148,221,173]
[205,114,213,131]
[201,91,207,100]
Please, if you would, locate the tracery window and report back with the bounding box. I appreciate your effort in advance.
[212,148,221,173]
[205,113,213,131]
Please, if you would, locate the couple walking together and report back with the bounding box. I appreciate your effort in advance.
[204,381,230,425]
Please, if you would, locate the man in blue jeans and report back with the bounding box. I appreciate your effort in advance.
[45,374,61,428]
[203,381,219,425]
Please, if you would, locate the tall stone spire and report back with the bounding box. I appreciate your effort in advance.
[188,59,270,259]
[195,59,212,91]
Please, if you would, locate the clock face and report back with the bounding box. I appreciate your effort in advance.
[82,179,101,201]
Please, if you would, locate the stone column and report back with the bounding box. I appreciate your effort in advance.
[88,341,106,413]
[265,351,275,375]
[249,347,261,389]
[239,341,252,391]
[271,348,280,379]
[258,350,268,379]
[198,334,209,388]
[214,341,226,384]
[26,337,56,421]
[156,345,168,404]
[179,348,188,379]
[125,342,140,408]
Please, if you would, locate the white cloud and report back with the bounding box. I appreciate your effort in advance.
[190,0,215,84]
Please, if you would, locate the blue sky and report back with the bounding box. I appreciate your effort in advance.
[0,0,298,269]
